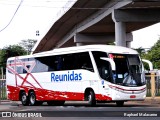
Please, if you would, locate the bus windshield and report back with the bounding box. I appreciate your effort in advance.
[92,51,145,87]
[111,54,145,86]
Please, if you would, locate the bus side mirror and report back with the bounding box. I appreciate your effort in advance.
[100,57,116,71]
[142,59,153,71]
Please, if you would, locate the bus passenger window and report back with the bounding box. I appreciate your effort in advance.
[23,65,30,73]
[92,51,112,82]
[78,52,94,72]
[99,61,111,80]
[63,52,94,72]
[56,56,63,70]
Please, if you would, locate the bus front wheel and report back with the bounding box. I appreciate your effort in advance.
[21,91,29,106]
[86,90,96,106]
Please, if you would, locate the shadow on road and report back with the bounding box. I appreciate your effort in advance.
[9,102,153,108]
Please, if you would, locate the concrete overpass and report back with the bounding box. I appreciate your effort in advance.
[33,0,160,53]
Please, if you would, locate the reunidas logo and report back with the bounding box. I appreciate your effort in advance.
[51,71,82,82]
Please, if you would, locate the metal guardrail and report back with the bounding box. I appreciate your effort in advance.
[146,73,160,97]
[0,79,7,101]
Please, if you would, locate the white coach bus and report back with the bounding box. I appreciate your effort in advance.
[6,45,146,106]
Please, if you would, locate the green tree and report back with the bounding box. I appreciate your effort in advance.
[142,39,160,69]
[134,47,146,57]
[19,39,37,54]
[0,45,27,73]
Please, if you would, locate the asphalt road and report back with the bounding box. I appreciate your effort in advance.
[0,100,160,120]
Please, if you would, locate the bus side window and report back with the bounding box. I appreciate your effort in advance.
[7,61,13,74]
[56,56,63,70]
[16,66,23,74]
[62,52,94,72]
[23,65,30,73]
[92,51,112,82]
[100,62,110,80]
[77,52,94,72]
[32,57,49,73]
[63,54,73,71]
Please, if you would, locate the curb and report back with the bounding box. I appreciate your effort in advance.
[0,100,10,102]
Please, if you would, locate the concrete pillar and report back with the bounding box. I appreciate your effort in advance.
[126,42,131,48]
[74,34,84,46]
[126,33,133,48]
[76,42,84,46]
[115,22,126,47]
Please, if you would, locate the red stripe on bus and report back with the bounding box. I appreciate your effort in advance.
[7,85,112,101]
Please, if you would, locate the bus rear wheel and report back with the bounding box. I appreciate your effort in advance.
[29,91,36,106]
[21,91,29,106]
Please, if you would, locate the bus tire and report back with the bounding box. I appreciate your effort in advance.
[21,91,29,106]
[116,101,124,107]
[87,90,96,106]
[29,91,36,106]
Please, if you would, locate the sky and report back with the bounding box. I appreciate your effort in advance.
[0,0,160,49]
[0,0,76,48]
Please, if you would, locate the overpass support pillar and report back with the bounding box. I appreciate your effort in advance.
[76,42,84,46]
[114,21,133,48]
[126,33,133,48]
[74,34,84,46]
[112,10,134,48]
[115,21,126,47]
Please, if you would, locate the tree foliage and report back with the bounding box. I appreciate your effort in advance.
[19,39,37,54]
[142,39,160,69]
[0,45,27,73]
[135,39,160,70]
[134,47,145,57]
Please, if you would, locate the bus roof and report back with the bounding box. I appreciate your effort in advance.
[7,45,138,60]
